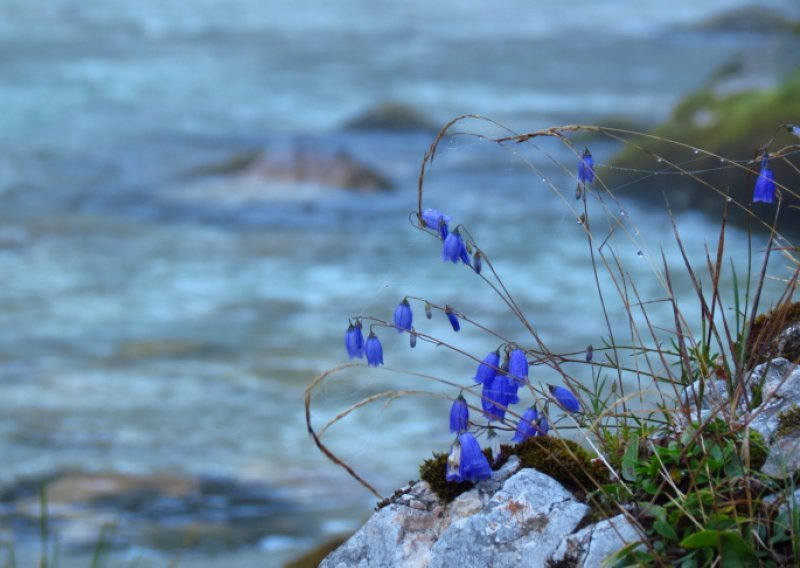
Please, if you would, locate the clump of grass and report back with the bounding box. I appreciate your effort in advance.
[306,115,800,565]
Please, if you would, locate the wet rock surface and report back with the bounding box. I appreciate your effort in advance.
[0,471,315,552]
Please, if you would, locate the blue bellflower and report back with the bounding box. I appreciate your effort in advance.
[393,299,413,333]
[508,349,528,386]
[364,332,384,367]
[442,229,470,265]
[578,147,595,185]
[482,374,514,421]
[753,156,776,204]
[538,415,550,435]
[458,432,492,482]
[421,209,450,239]
[474,351,500,385]
[449,394,469,433]
[512,406,540,443]
[344,321,364,359]
[549,384,581,413]
[473,251,482,274]
[445,305,460,332]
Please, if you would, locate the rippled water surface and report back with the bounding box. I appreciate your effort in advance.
[0,0,798,565]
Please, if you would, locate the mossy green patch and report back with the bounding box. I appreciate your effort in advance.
[776,406,800,440]
[605,69,800,231]
[747,301,800,366]
[515,437,608,494]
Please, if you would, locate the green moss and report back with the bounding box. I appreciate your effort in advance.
[606,69,800,229]
[515,437,608,494]
[747,301,800,366]
[747,429,769,471]
[776,406,800,440]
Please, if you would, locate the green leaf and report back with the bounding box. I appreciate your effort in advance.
[680,529,721,549]
[621,437,640,482]
[719,532,758,568]
[653,520,679,542]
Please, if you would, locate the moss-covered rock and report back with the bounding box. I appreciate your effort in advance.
[418,452,479,503]
[747,301,800,366]
[606,69,800,232]
[515,437,608,494]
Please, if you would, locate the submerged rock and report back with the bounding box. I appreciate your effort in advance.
[0,471,314,552]
[343,102,435,132]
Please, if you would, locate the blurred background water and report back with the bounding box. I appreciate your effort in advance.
[1,0,799,565]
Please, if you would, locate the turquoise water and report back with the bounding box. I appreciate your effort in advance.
[0,1,798,564]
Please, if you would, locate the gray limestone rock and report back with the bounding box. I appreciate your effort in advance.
[428,469,589,568]
[551,513,642,567]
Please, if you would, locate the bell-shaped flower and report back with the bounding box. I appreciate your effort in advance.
[508,349,528,386]
[449,394,469,433]
[753,156,776,204]
[458,432,492,482]
[578,147,595,185]
[364,332,384,367]
[512,406,540,443]
[474,351,500,385]
[421,209,450,239]
[473,251,482,275]
[482,374,513,421]
[445,305,460,332]
[549,384,581,413]
[344,321,364,359]
[442,229,470,265]
[446,438,462,482]
[393,299,413,333]
[538,415,550,435]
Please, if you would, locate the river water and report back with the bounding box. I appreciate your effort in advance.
[0,1,798,565]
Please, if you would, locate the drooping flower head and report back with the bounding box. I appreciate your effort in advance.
[508,349,528,386]
[442,229,470,265]
[364,332,384,367]
[474,350,500,385]
[458,432,492,482]
[538,414,550,436]
[578,147,595,185]
[501,359,520,405]
[421,209,451,239]
[512,406,540,443]
[473,251,482,275]
[753,155,776,204]
[445,305,460,332]
[344,320,364,359]
[548,384,581,413]
[482,373,514,421]
[393,299,413,333]
[449,394,469,433]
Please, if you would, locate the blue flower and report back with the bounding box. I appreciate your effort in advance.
[508,349,528,386]
[365,332,384,366]
[474,251,482,274]
[442,229,470,264]
[578,147,595,185]
[458,432,492,482]
[753,156,776,204]
[474,351,500,385]
[548,384,581,413]
[344,321,364,359]
[421,209,450,239]
[538,415,550,435]
[393,299,413,333]
[482,374,513,421]
[512,406,539,443]
[445,305,460,332]
[449,394,469,433]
